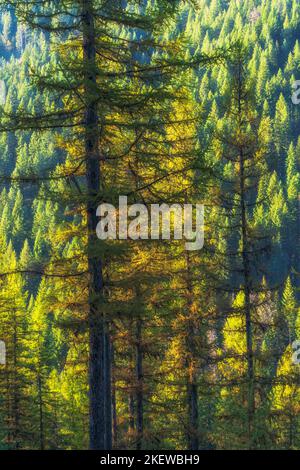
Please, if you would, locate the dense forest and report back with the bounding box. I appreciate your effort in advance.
[0,0,299,451]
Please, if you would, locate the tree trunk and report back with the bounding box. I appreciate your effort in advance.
[129,394,135,433]
[136,318,143,450]
[37,373,45,450]
[111,343,118,448]
[237,57,255,446]
[105,332,112,449]
[187,382,199,450]
[240,150,255,446]
[12,314,20,449]
[185,251,199,451]
[82,0,108,450]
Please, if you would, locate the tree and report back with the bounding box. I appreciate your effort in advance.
[205,43,279,448]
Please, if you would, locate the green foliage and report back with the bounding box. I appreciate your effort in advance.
[0,0,299,451]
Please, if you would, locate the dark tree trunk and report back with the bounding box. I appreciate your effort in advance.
[111,343,118,448]
[237,59,255,447]
[185,251,199,451]
[82,0,108,450]
[136,318,143,450]
[37,373,45,450]
[105,332,112,449]
[129,394,135,433]
[240,147,255,445]
[12,315,20,449]
[187,382,199,450]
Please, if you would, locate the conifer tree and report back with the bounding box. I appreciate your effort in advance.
[205,44,279,449]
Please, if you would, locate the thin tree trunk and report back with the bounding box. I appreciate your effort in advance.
[111,343,118,448]
[136,318,143,450]
[37,373,45,450]
[105,332,112,449]
[12,314,20,449]
[240,151,255,446]
[237,59,255,447]
[129,394,135,433]
[185,251,199,451]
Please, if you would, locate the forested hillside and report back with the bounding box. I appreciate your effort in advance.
[0,0,299,450]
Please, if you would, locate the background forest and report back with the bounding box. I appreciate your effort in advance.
[0,0,299,451]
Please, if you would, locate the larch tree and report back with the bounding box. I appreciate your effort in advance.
[205,44,279,449]
[1,0,218,450]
